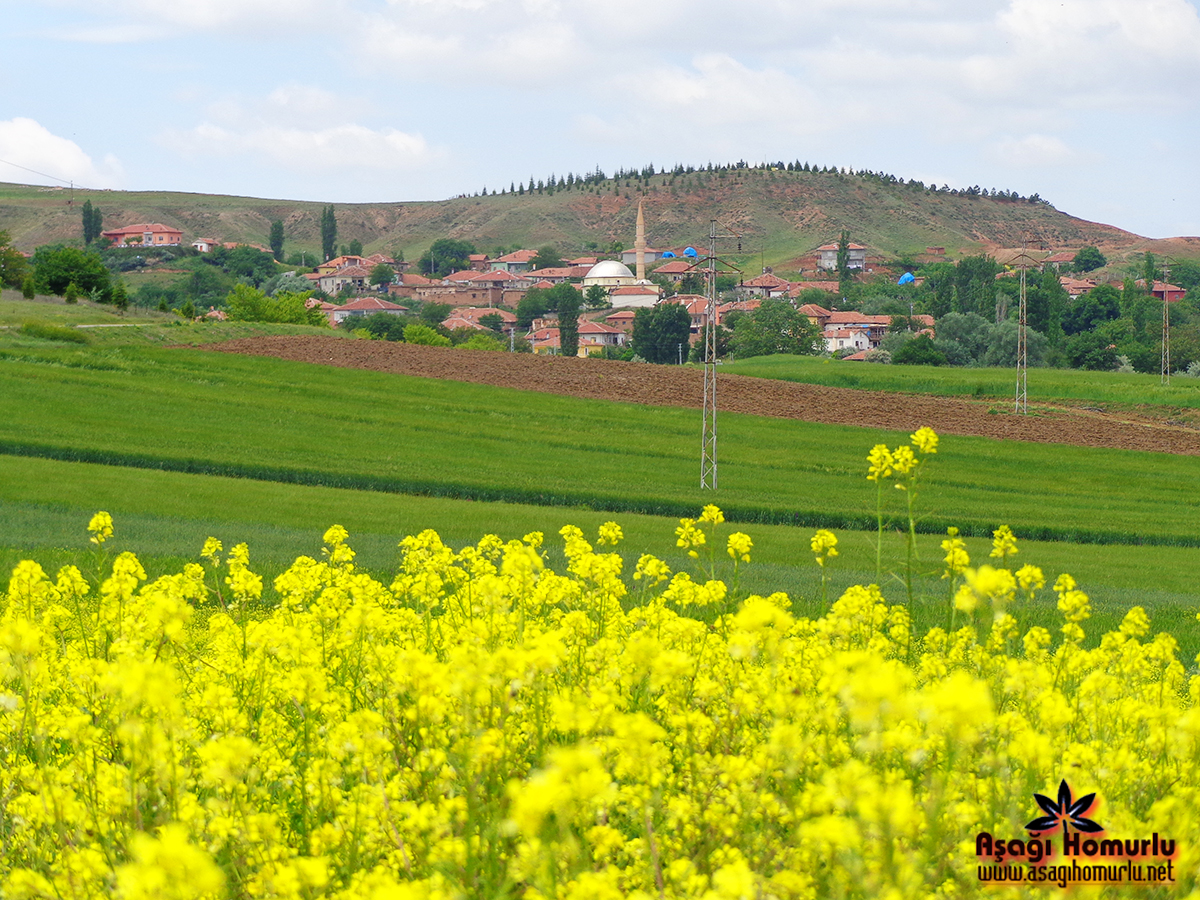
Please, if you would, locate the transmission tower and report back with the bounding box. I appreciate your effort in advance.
[700,220,744,490]
[1011,241,1038,415]
[1161,259,1173,385]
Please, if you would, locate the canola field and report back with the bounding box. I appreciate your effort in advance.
[2,429,1197,899]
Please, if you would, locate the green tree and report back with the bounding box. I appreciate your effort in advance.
[404,323,452,346]
[32,245,111,297]
[892,334,947,366]
[953,255,999,319]
[286,250,319,267]
[1063,284,1121,335]
[1066,329,1118,371]
[0,230,30,288]
[516,289,549,328]
[348,239,363,257]
[81,200,103,245]
[556,285,582,357]
[370,263,395,291]
[631,303,692,364]
[419,302,453,325]
[269,220,285,262]
[221,246,278,286]
[478,313,505,333]
[64,282,79,304]
[835,230,851,286]
[320,206,337,261]
[111,280,129,313]
[531,246,564,271]
[730,299,823,358]
[21,274,35,299]
[418,239,477,278]
[583,284,610,310]
[1072,246,1106,273]
[1143,252,1157,290]
[678,273,706,295]
[179,299,196,319]
[226,284,325,326]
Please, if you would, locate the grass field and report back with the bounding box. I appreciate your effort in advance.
[722,353,1200,411]
[1,340,1197,546]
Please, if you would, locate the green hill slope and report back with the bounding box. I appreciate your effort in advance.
[4,168,1197,269]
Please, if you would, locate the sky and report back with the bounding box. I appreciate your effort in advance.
[3,0,1199,239]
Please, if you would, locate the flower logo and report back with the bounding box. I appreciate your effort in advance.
[1026,780,1103,834]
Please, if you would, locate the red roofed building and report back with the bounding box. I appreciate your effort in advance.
[652,259,700,283]
[816,242,867,271]
[605,310,637,333]
[1059,276,1097,299]
[739,273,792,298]
[490,249,538,273]
[318,265,372,295]
[660,294,711,333]
[330,296,409,325]
[608,285,659,308]
[1152,281,1186,303]
[578,320,626,352]
[102,223,183,247]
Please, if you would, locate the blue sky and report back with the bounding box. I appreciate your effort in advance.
[3,0,1199,239]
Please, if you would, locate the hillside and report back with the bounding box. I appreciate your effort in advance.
[3,167,1198,269]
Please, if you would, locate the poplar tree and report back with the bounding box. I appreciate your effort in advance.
[320,206,337,261]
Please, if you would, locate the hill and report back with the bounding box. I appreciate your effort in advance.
[3,167,1199,270]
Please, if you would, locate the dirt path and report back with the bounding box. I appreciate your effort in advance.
[209,335,1200,457]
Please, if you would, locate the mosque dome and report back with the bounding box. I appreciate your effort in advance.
[586,260,634,280]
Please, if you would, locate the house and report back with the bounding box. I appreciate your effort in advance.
[578,320,626,352]
[1043,251,1077,270]
[821,311,935,350]
[490,249,538,273]
[528,326,561,355]
[192,238,220,253]
[716,298,761,324]
[1059,276,1097,299]
[467,253,491,271]
[329,296,409,325]
[652,259,700,283]
[825,328,871,354]
[815,242,867,271]
[607,285,660,308]
[797,304,832,330]
[387,272,435,300]
[444,307,518,334]
[102,223,183,247]
[789,280,841,298]
[1152,281,1186,303]
[524,267,581,285]
[317,255,369,275]
[605,310,637,333]
[739,273,792,298]
[318,265,372,295]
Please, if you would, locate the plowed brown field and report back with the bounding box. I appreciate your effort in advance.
[210,336,1200,457]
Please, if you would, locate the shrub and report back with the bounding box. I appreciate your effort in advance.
[403,323,452,346]
[20,321,90,344]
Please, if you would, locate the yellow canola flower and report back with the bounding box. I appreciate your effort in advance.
[866,444,894,481]
[891,444,917,477]
[810,529,838,567]
[115,825,224,900]
[989,524,1019,560]
[596,521,623,546]
[87,510,114,545]
[910,426,938,455]
[940,527,969,577]
[726,532,752,563]
[699,504,725,525]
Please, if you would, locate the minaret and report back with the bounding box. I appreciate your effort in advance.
[636,198,646,282]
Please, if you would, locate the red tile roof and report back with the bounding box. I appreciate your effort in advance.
[339,296,408,311]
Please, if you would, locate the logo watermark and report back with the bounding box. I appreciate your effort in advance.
[973,780,1177,888]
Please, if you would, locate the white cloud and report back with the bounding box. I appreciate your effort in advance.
[50,0,345,36]
[990,134,1078,167]
[0,118,123,188]
[165,120,434,172]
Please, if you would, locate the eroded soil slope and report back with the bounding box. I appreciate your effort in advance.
[210,336,1200,457]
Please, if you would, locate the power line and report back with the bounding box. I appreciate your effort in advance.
[0,156,81,187]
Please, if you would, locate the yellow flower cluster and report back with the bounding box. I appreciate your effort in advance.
[1,510,1198,899]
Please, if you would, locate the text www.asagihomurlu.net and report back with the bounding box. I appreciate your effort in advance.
[978,860,1176,888]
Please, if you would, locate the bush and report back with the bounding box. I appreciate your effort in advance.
[892,333,946,365]
[20,321,90,344]
[404,323,452,346]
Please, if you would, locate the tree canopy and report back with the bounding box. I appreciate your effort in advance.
[556,285,582,358]
[531,246,564,271]
[1072,246,1106,273]
[226,285,326,326]
[0,231,29,289]
[631,303,692,364]
[320,206,337,261]
[269,221,285,262]
[32,245,111,298]
[418,239,477,278]
[730,300,823,359]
